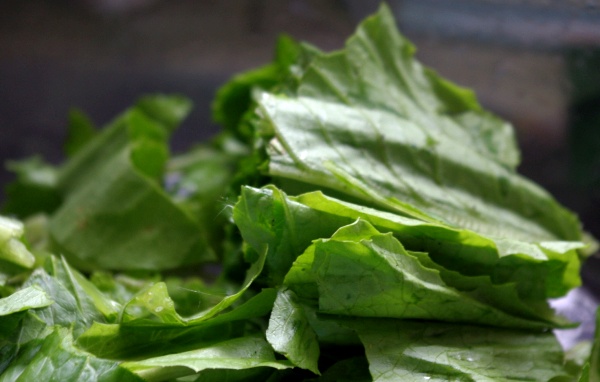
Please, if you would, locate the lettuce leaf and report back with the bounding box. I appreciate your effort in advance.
[0,3,594,382]
[285,219,566,329]
[236,185,576,326]
[0,215,35,272]
[0,327,143,382]
[347,318,573,382]
[121,336,291,381]
[266,288,320,374]
[257,5,581,243]
[47,95,216,271]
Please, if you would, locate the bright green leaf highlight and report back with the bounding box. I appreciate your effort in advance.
[0,286,53,316]
[122,336,291,381]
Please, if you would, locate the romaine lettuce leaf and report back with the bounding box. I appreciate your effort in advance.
[1,157,62,218]
[0,3,594,382]
[45,95,216,271]
[257,5,581,244]
[0,286,53,317]
[347,318,574,382]
[17,256,118,341]
[286,219,568,328]
[0,327,143,382]
[0,215,35,272]
[236,185,576,325]
[121,336,291,382]
[76,288,277,360]
[75,246,272,360]
[266,288,320,374]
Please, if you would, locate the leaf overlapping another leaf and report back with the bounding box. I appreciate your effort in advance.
[257,7,580,243]
[0,3,596,382]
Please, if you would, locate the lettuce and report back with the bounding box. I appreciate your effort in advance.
[0,4,596,382]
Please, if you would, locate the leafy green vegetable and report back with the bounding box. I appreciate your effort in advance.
[1,157,62,218]
[347,318,573,381]
[121,336,291,382]
[76,288,277,360]
[0,286,53,317]
[0,4,597,382]
[237,185,575,327]
[49,95,216,271]
[585,310,600,381]
[64,108,98,158]
[0,327,143,382]
[0,215,35,272]
[257,7,580,243]
[266,288,320,374]
[285,219,566,328]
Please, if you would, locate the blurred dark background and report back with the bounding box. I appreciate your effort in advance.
[1,0,599,283]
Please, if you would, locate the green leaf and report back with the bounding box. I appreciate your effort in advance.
[0,215,35,271]
[0,286,53,341]
[135,94,192,133]
[64,108,97,157]
[233,185,351,286]
[166,137,249,257]
[181,368,277,382]
[74,246,270,361]
[212,35,301,139]
[293,219,563,329]
[348,318,572,382]
[258,4,581,243]
[77,288,277,360]
[122,336,291,381]
[294,190,582,300]
[0,286,53,316]
[241,184,578,324]
[1,157,62,218]
[266,288,320,374]
[46,256,120,321]
[0,327,143,382]
[588,308,600,381]
[0,256,119,347]
[49,95,215,271]
[17,257,111,340]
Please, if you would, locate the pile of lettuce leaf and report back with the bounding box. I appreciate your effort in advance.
[1,5,599,381]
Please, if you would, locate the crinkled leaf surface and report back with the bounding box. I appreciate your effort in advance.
[240,185,577,327]
[77,288,277,359]
[0,286,53,341]
[266,288,320,374]
[49,95,215,271]
[0,327,143,382]
[290,219,560,329]
[16,256,116,341]
[76,247,270,360]
[258,5,581,243]
[234,185,351,285]
[348,318,573,382]
[292,189,582,300]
